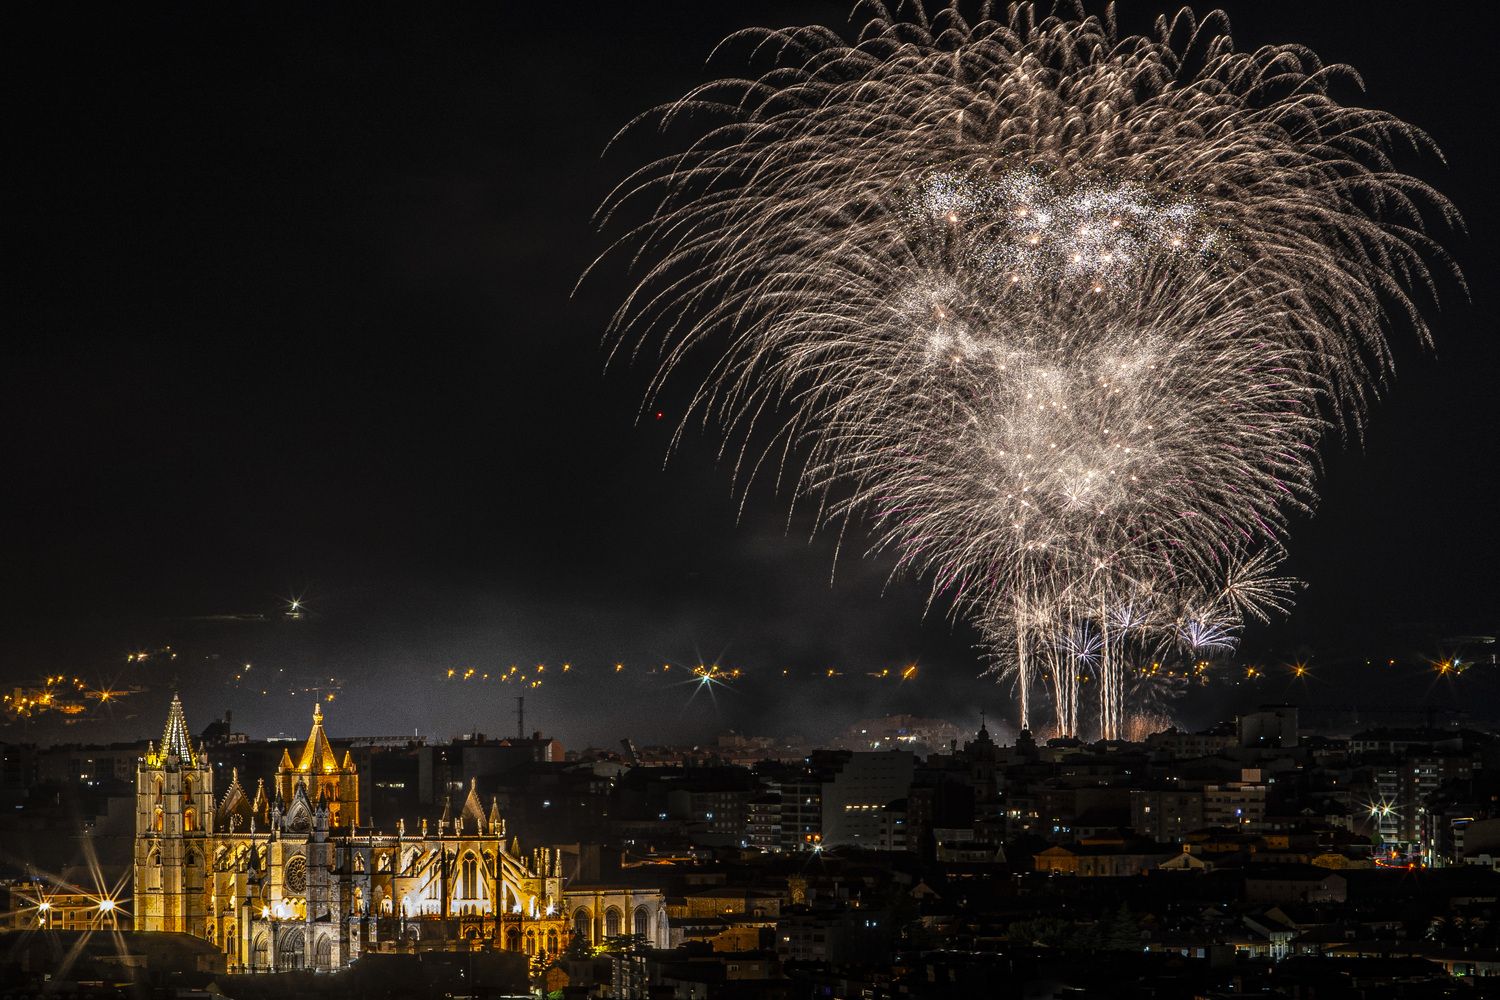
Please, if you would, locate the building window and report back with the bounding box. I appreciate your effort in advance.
[461,854,478,900]
[284,855,308,894]
[634,906,650,940]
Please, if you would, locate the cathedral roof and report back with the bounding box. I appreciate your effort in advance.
[219,767,246,810]
[153,693,197,766]
[218,767,255,830]
[461,778,486,831]
[296,703,339,774]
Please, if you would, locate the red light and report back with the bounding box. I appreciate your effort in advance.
[655,411,664,420]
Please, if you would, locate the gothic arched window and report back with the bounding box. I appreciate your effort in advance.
[461,854,478,900]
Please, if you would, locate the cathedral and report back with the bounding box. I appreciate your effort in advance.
[134,695,662,973]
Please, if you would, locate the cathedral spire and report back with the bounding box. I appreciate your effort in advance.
[157,693,196,766]
[297,701,338,773]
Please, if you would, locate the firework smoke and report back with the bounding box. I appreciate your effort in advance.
[596,4,1457,739]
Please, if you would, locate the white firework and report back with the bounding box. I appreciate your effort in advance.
[596,4,1458,739]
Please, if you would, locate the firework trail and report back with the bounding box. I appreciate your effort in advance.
[596,3,1457,738]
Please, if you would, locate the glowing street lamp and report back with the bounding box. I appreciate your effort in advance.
[96,897,120,928]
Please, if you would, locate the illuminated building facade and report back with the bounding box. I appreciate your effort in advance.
[134,696,662,972]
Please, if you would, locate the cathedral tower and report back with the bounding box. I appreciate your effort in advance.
[276,703,359,829]
[134,694,214,934]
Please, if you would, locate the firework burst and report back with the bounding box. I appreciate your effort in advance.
[596,4,1457,739]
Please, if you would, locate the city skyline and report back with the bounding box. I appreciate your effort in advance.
[12,667,1500,990]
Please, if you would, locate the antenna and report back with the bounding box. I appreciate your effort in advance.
[517,696,525,740]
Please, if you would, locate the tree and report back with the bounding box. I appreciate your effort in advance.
[1103,903,1140,952]
[565,929,592,959]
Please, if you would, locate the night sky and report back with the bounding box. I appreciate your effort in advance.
[5,2,1495,747]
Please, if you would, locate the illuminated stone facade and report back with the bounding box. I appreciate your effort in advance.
[134,696,662,972]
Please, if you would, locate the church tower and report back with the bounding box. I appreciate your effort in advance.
[134,694,214,934]
[276,703,359,829]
